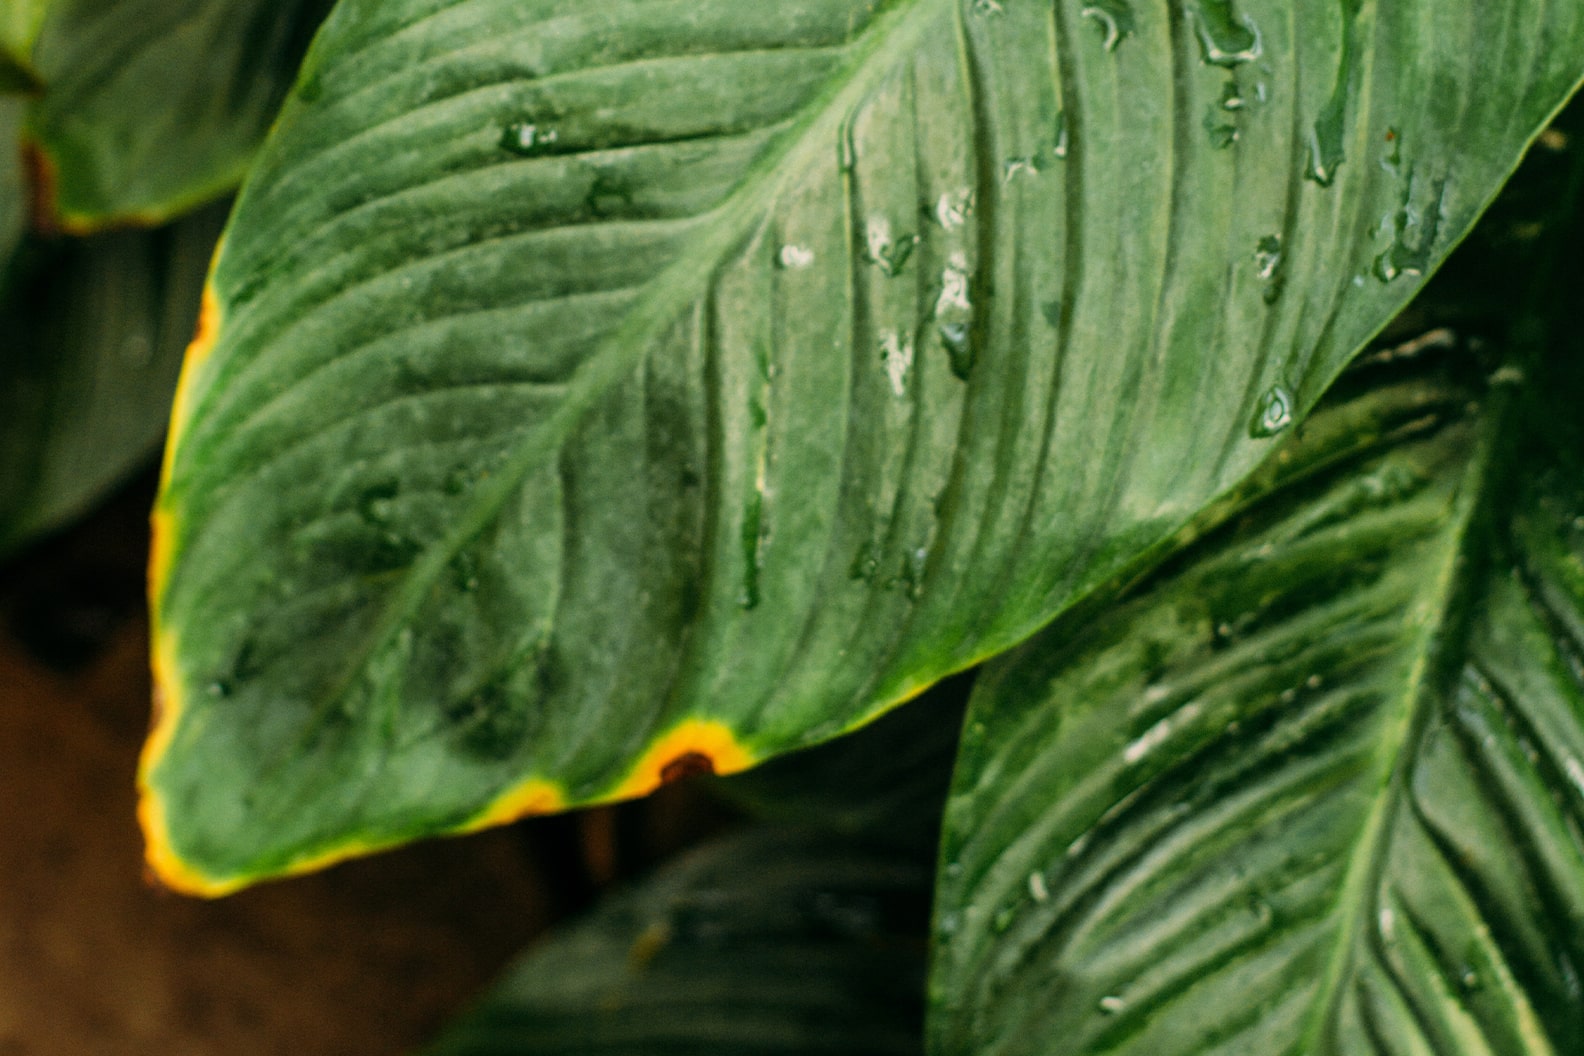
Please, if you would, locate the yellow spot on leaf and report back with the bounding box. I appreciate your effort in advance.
[464,778,566,832]
[608,719,754,801]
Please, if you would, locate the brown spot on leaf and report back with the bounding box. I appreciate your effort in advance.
[659,752,715,785]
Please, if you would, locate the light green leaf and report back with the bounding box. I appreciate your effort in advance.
[145,0,1584,893]
[928,318,1584,1048]
[0,202,226,555]
[0,0,49,87]
[24,0,330,229]
[423,826,929,1056]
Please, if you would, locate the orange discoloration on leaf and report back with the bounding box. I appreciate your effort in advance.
[609,719,754,801]
[464,778,566,832]
[21,138,57,235]
[136,631,233,896]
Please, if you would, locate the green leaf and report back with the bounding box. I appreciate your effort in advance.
[23,0,331,229]
[145,0,1584,893]
[423,826,929,1056]
[928,314,1584,1047]
[0,0,50,85]
[0,203,226,555]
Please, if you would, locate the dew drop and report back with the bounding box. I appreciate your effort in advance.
[971,0,1004,14]
[1184,0,1262,67]
[1027,872,1050,903]
[739,490,766,611]
[777,244,815,270]
[1081,3,1134,51]
[1053,110,1070,159]
[1250,385,1294,438]
[880,330,914,397]
[1002,156,1041,182]
[936,255,973,316]
[935,188,976,230]
[1254,234,1285,303]
[1374,173,1449,284]
[1254,234,1283,280]
[940,323,974,380]
[1203,109,1239,149]
[1304,71,1353,184]
[864,216,920,276]
[500,121,559,156]
[1221,79,1246,111]
[1099,996,1126,1014]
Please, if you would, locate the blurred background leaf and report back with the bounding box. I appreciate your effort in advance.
[425,825,931,1056]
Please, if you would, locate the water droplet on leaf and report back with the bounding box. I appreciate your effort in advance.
[1184,0,1262,66]
[501,121,559,156]
[879,330,914,397]
[777,244,815,270]
[1250,385,1294,438]
[1081,3,1135,51]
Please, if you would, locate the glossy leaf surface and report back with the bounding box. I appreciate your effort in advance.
[0,203,225,555]
[423,826,929,1056]
[930,318,1584,1051]
[24,0,330,228]
[146,0,1584,892]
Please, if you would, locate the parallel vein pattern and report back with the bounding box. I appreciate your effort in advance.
[422,827,930,1056]
[146,0,1584,889]
[928,343,1584,1055]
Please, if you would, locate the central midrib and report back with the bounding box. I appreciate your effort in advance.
[288,0,952,755]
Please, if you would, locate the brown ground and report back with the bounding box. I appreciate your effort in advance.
[0,471,729,1055]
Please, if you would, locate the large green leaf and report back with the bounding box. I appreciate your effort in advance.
[144,0,1584,893]
[0,203,226,555]
[423,826,930,1056]
[23,0,330,229]
[928,305,1584,1048]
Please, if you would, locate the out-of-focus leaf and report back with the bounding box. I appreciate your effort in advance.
[425,826,930,1056]
[24,0,331,229]
[0,0,49,79]
[718,671,969,855]
[1,99,23,263]
[0,202,226,555]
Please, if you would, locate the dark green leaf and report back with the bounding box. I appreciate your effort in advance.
[424,826,929,1056]
[24,0,331,228]
[0,202,226,555]
[1,99,24,263]
[717,670,970,855]
[929,318,1584,1050]
[145,0,1584,892]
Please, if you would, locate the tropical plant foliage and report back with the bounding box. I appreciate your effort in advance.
[5,0,1584,1051]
